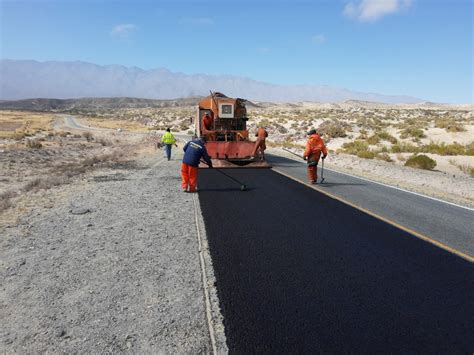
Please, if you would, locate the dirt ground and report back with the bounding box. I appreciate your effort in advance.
[0,150,226,353]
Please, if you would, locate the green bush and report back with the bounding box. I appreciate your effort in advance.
[342,140,369,155]
[377,131,398,144]
[404,154,437,170]
[400,127,426,139]
[391,142,419,153]
[420,142,465,156]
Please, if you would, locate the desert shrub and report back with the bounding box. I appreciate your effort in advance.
[96,138,112,146]
[376,153,393,162]
[465,142,474,156]
[400,127,426,139]
[0,190,17,212]
[420,142,465,156]
[377,131,398,144]
[58,131,71,137]
[342,140,368,155]
[25,139,42,149]
[456,165,474,177]
[404,154,436,170]
[82,131,94,142]
[318,120,348,138]
[12,131,26,140]
[341,140,375,159]
[435,119,466,132]
[357,150,376,159]
[391,142,419,153]
[366,134,380,145]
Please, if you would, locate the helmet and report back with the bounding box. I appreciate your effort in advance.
[307,129,317,135]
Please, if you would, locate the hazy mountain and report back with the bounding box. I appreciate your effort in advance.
[0,59,422,103]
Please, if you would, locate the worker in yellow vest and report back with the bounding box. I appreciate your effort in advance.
[161,128,178,161]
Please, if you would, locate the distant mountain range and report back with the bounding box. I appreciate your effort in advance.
[0,59,423,103]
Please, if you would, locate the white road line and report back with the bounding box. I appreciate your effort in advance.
[275,153,474,212]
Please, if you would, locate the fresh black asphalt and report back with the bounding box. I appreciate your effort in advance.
[198,168,474,354]
[267,153,474,256]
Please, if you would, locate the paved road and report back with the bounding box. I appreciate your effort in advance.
[267,153,474,258]
[59,115,191,142]
[198,168,474,353]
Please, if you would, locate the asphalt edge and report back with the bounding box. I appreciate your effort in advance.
[272,167,474,263]
[192,193,229,354]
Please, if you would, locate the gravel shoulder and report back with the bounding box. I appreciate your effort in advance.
[1,150,225,353]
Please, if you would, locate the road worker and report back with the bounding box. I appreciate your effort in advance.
[202,112,214,131]
[161,128,178,161]
[181,136,213,192]
[252,127,268,161]
[303,128,327,184]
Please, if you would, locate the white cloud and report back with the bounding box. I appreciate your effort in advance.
[311,34,326,44]
[110,24,137,38]
[343,0,412,22]
[179,17,214,26]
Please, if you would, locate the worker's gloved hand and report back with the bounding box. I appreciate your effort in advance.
[303,156,307,161]
[322,155,327,160]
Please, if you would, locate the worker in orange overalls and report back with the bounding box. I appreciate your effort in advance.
[181,136,213,192]
[303,129,328,184]
[252,127,268,160]
[202,112,214,131]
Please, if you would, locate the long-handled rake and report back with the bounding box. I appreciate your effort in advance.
[201,160,247,191]
[214,168,247,191]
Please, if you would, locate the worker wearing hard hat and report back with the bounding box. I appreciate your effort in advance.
[161,128,178,161]
[303,129,328,184]
[252,127,268,161]
[181,136,213,192]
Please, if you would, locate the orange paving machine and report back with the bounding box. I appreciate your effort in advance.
[196,92,271,168]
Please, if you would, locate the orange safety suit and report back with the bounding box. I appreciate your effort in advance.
[252,127,268,159]
[181,164,198,192]
[202,113,214,131]
[303,133,328,183]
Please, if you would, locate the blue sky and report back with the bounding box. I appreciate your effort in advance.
[1,0,472,102]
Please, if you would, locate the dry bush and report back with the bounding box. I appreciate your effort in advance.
[435,119,466,132]
[25,139,42,149]
[366,135,380,145]
[0,190,17,212]
[400,127,426,139]
[82,131,94,142]
[318,120,348,138]
[391,142,419,153]
[376,153,393,162]
[22,176,68,193]
[456,165,474,177]
[58,131,70,137]
[404,154,437,170]
[96,137,112,146]
[12,131,26,140]
[377,131,398,144]
[420,142,466,156]
[357,150,376,159]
